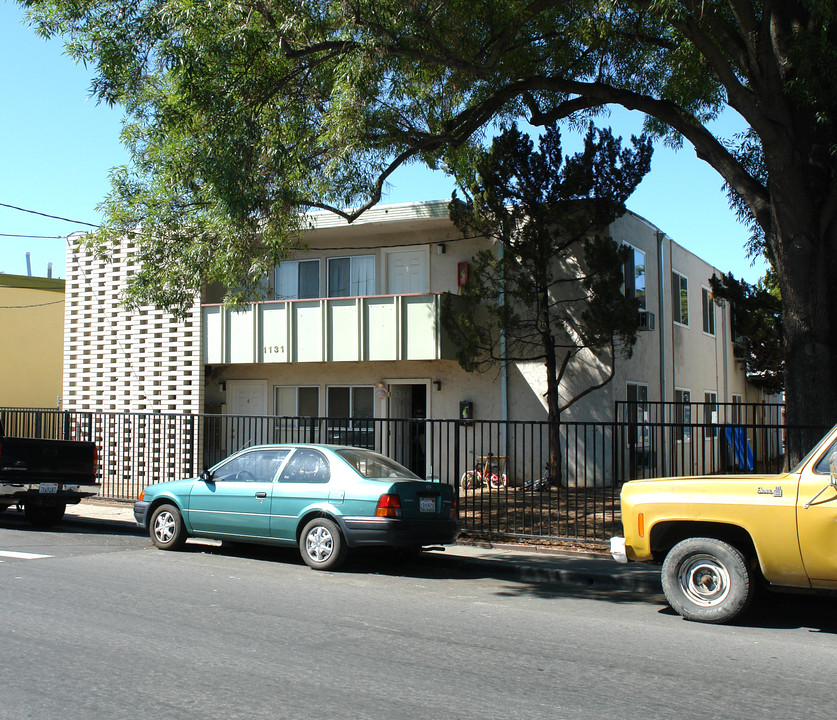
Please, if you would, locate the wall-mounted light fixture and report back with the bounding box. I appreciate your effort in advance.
[433,380,442,391]
[436,243,446,254]
[218,381,226,393]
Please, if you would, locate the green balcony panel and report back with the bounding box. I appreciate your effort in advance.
[202,294,452,365]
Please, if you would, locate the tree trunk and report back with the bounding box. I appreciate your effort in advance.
[542,323,564,486]
[770,188,837,464]
[777,257,837,463]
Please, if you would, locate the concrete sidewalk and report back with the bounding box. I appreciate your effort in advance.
[64,498,663,596]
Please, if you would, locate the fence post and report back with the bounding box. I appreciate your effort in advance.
[454,421,461,491]
[186,414,195,477]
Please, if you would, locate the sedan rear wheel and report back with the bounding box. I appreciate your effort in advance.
[149,503,187,550]
[300,517,346,570]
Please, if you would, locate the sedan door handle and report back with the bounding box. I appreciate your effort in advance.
[255,491,267,498]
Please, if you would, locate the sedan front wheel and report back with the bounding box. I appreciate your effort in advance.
[300,517,346,570]
[149,503,187,550]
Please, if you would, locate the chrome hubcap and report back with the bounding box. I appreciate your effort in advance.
[306,525,334,563]
[154,511,175,543]
[679,554,731,607]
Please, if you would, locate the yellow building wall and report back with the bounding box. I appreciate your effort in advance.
[0,275,65,409]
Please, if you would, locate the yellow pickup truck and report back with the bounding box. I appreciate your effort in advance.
[611,425,837,623]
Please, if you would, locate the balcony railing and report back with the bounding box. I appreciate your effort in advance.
[202,293,456,365]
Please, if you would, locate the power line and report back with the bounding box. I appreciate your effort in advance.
[0,202,100,229]
[0,233,66,239]
[0,299,64,309]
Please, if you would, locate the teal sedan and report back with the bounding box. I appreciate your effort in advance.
[133,445,459,570]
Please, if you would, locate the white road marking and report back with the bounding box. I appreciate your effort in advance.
[0,551,53,560]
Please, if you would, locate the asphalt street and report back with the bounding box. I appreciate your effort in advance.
[1,510,836,720]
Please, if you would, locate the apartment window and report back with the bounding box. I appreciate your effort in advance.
[327,386,374,419]
[326,385,375,447]
[672,271,688,325]
[275,259,320,299]
[275,386,320,417]
[627,382,649,423]
[704,391,718,438]
[627,382,651,472]
[273,386,320,443]
[327,256,375,297]
[623,246,647,309]
[674,388,691,440]
[702,286,715,335]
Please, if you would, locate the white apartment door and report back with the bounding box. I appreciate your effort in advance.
[386,382,429,478]
[229,380,268,415]
[386,249,428,295]
[226,380,269,451]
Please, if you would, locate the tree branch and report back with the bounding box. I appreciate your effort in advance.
[559,339,617,413]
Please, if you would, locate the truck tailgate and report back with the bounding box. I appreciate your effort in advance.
[0,437,98,482]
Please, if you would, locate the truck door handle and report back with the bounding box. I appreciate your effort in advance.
[255,491,267,498]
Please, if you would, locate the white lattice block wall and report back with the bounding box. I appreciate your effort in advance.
[63,237,204,415]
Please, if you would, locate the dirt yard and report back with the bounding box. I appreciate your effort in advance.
[457,485,622,545]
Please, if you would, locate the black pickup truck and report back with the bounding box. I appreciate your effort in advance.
[0,420,100,526]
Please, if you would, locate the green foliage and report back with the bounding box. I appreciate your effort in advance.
[709,271,784,394]
[442,123,651,415]
[16,0,837,443]
[11,0,731,313]
[18,1,834,298]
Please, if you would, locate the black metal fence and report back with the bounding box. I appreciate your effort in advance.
[1,408,198,501]
[1,403,813,543]
[615,401,824,479]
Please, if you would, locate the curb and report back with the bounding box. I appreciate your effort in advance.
[61,500,663,595]
[443,551,663,595]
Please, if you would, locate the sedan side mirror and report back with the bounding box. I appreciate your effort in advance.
[200,469,215,483]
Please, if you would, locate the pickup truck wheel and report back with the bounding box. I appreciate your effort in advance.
[149,503,187,550]
[24,502,66,527]
[661,537,755,624]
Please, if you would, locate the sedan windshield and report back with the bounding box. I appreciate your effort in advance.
[335,448,418,480]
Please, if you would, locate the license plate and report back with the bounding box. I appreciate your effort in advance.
[39,483,59,494]
[419,496,437,513]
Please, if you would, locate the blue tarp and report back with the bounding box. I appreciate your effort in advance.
[724,426,754,471]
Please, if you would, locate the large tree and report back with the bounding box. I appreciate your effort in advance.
[710,270,784,395]
[22,0,837,458]
[443,123,652,481]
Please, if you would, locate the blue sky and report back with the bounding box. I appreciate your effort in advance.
[1,1,767,283]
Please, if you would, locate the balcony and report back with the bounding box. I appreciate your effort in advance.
[202,293,457,365]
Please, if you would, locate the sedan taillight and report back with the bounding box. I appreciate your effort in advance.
[375,494,402,518]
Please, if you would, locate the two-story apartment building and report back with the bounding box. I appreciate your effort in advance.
[62,200,763,481]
